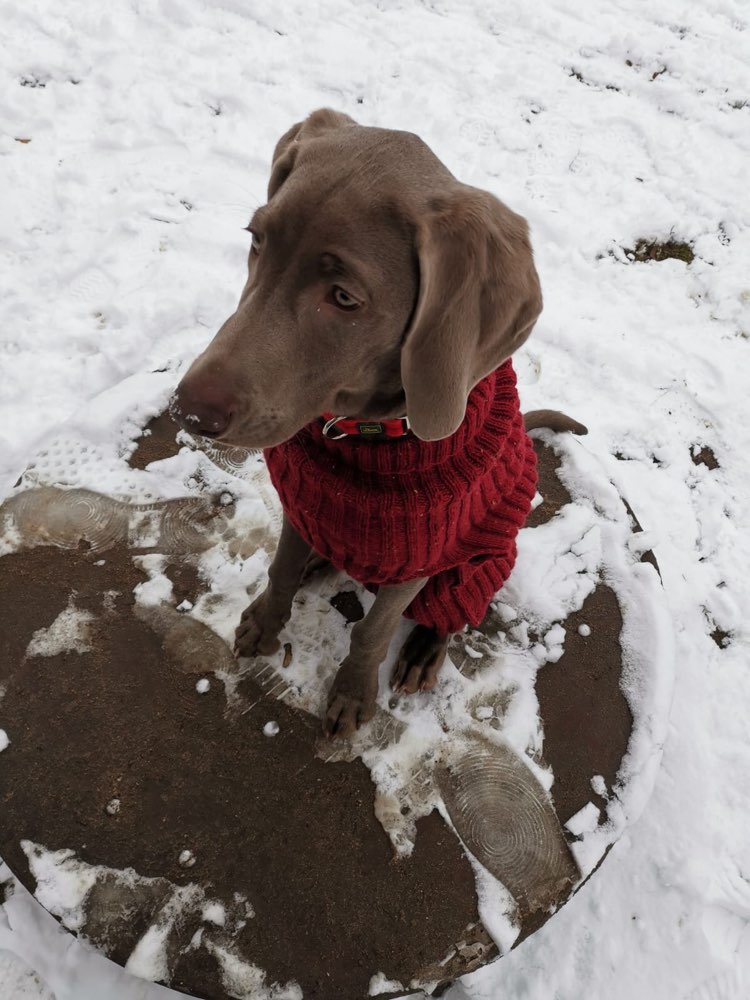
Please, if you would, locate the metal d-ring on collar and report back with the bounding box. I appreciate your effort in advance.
[321,414,349,440]
[321,413,411,440]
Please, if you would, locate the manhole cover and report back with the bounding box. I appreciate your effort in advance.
[0,373,673,1000]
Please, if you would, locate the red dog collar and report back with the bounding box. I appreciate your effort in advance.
[321,412,411,440]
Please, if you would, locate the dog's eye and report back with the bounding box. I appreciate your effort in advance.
[331,286,359,311]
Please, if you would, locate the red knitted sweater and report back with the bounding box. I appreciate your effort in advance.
[264,359,537,635]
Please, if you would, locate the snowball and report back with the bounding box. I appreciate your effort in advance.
[202,901,227,926]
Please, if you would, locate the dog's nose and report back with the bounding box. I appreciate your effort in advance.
[170,385,234,438]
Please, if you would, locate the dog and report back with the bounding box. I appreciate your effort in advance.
[171,109,585,739]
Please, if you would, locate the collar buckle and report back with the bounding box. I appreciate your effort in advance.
[321,414,349,440]
[321,413,411,440]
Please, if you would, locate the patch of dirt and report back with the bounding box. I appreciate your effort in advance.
[329,589,365,623]
[710,627,731,649]
[163,559,206,607]
[0,544,145,687]
[525,440,573,528]
[691,445,719,470]
[0,876,15,903]
[0,546,479,1000]
[535,584,633,828]
[129,412,182,469]
[624,238,695,264]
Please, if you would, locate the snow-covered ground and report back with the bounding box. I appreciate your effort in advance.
[1,0,749,998]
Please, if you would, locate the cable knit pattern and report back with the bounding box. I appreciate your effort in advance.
[264,359,537,634]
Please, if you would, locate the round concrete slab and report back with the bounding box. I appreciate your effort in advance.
[0,393,673,1000]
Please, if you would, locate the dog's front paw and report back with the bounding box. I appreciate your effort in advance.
[234,590,285,658]
[325,660,378,740]
[391,624,449,693]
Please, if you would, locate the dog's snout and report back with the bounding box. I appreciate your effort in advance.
[170,382,235,439]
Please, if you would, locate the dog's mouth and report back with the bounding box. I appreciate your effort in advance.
[188,416,302,454]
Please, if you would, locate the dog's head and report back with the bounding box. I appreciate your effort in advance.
[172,109,542,447]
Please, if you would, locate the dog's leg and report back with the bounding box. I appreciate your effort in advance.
[325,576,428,739]
[391,624,450,694]
[302,551,332,581]
[234,514,312,657]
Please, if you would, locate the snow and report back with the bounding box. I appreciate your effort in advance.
[590,775,607,798]
[195,678,210,694]
[201,903,227,927]
[20,844,97,935]
[369,972,406,996]
[457,846,520,959]
[0,953,52,1000]
[1,0,750,998]
[565,803,602,838]
[202,942,303,1000]
[25,603,94,658]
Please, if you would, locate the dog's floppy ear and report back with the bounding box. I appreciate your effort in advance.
[401,186,542,441]
[268,108,356,199]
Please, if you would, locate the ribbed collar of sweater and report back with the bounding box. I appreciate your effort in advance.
[299,359,517,476]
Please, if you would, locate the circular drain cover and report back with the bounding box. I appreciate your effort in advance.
[0,375,673,1000]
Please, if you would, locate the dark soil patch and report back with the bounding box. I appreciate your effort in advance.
[329,589,365,623]
[0,546,479,1000]
[163,559,206,607]
[525,440,573,527]
[691,445,719,470]
[710,627,731,649]
[129,412,182,469]
[536,585,632,828]
[624,238,695,264]
[0,544,145,687]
